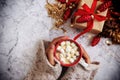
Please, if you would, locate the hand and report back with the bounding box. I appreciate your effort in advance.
[46,36,69,66]
[46,36,91,66]
[81,46,91,64]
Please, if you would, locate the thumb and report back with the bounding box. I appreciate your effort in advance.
[85,58,91,64]
[81,46,91,64]
[47,44,55,66]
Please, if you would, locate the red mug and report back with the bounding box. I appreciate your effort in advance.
[54,39,83,67]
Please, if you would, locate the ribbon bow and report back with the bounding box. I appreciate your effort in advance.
[73,0,106,40]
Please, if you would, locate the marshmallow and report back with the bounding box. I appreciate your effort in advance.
[66,53,71,57]
[69,58,74,63]
[62,46,66,50]
[66,56,71,60]
[73,46,78,51]
[60,49,65,54]
[66,45,72,53]
[61,57,66,62]
[71,49,75,54]
[71,42,76,47]
[57,46,62,51]
[66,41,70,45]
[57,40,80,64]
[61,41,66,46]
[60,54,64,58]
[71,53,75,57]
[72,56,77,60]
[75,51,79,56]
[61,57,70,64]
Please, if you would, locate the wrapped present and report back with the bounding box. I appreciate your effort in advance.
[71,0,108,34]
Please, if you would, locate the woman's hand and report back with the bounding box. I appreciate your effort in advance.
[46,36,69,66]
[46,36,91,66]
[81,46,91,64]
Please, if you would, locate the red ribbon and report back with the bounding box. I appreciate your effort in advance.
[73,0,106,40]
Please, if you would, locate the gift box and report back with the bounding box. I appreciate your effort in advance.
[71,0,108,34]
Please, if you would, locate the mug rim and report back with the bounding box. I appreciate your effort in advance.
[54,39,82,67]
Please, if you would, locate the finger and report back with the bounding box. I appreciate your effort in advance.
[46,43,54,53]
[51,36,69,45]
[81,46,91,64]
[46,44,55,66]
[56,51,60,60]
[91,61,100,65]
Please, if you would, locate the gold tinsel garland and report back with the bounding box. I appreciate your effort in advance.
[45,0,66,28]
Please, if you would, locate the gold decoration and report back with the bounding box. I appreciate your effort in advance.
[45,0,66,28]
